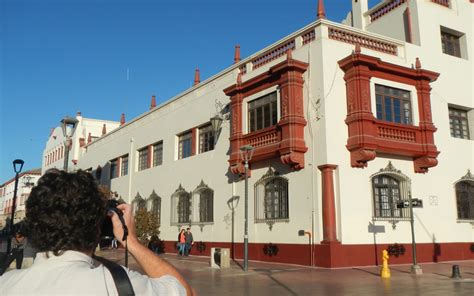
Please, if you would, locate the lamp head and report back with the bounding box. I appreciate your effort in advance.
[239,145,255,162]
[210,115,223,135]
[13,159,24,174]
[60,116,79,138]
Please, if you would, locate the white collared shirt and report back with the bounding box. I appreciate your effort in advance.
[0,251,185,295]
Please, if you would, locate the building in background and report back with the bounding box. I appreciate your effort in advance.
[0,169,41,229]
[42,111,121,173]
[49,0,473,267]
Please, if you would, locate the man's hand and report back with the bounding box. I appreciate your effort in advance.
[109,204,138,246]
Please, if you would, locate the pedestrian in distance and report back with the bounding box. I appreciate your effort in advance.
[0,169,194,295]
[184,228,194,256]
[178,229,186,256]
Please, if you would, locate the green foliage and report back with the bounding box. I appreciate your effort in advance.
[134,208,160,244]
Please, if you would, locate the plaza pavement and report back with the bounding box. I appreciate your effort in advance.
[98,249,473,296]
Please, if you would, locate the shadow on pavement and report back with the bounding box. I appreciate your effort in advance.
[352,268,380,276]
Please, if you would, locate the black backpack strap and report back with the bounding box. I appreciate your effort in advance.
[93,255,135,296]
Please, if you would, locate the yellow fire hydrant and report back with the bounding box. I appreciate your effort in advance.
[381,249,391,278]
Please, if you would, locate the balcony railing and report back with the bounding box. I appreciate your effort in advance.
[369,0,407,22]
[376,122,417,142]
[328,27,398,55]
[431,0,450,7]
[243,126,280,148]
[252,40,295,70]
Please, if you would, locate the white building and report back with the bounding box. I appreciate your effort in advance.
[0,169,41,228]
[67,0,473,267]
[42,112,121,173]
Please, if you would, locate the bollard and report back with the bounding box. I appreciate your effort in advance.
[451,265,461,279]
[380,249,391,279]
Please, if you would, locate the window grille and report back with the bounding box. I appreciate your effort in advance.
[255,168,289,228]
[138,148,148,171]
[131,193,146,215]
[121,155,129,176]
[449,108,470,139]
[109,159,118,179]
[171,184,191,225]
[153,141,163,166]
[455,170,474,220]
[248,92,278,133]
[375,85,412,125]
[147,190,161,225]
[199,125,215,153]
[371,162,411,220]
[441,30,461,57]
[178,132,192,159]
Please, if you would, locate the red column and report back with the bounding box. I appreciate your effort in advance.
[318,164,339,244]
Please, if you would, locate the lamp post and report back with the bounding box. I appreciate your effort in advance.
[60,116,79,172]
[227,195,240,261]
[239,144,254,272]
[408,191,422,275]
[210,115,223,146]
[5,159,24,256]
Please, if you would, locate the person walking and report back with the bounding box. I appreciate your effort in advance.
[178,229,186,256]
[184,228,193,256]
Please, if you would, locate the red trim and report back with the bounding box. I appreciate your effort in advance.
[338,51,439,173]
[403,7,413,43]
[147,145,153,169]
[224,52,308,174]
[318,164,339,244]
[191,128,197,156]
[161,240,474,267]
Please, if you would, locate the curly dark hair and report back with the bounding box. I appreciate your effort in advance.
[25,169,107,255]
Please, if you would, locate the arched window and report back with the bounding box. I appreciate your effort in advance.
[131,193,145,215]
[371,162,411,220]
[191,180,214,224]
[147,190,161,225]
[455,170,474,220]
[255,168,289,228]
[171,184,190,225]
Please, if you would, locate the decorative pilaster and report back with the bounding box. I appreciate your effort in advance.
[318,164,340,244]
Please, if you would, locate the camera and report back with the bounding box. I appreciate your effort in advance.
[100,199,128,241]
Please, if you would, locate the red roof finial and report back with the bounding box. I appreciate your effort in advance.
[120,113,125,125]
[87,132,92,143]
[194,68,200,86]
[317,0,326,19]
[415,57,421,69]
[102,124,106,135]
[234,45,241,64]
[150,95,157,110]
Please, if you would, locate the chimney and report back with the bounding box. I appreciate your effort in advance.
[352,0,368,29]
[194,68,200,86]
[150,95,157,110]
[317,0,326,19]
[120,113,125,125]
[234,45,241,64]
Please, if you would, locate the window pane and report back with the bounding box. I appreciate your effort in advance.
[121,155,128,176]
[199,125,214,153]
[448,107,470,139]
[138,148,148,171]
[153,142,163,166]
[179,132,192,159]
[247,91,278,133]
[375,85,412,125]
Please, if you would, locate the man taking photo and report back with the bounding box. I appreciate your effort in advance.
[0,169,193,295]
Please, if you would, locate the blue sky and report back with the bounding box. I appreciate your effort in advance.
[0,0,380,181]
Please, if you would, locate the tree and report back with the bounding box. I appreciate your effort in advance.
[134,208,160,244]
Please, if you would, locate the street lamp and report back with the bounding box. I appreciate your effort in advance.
[239,144,254,272]
[5,159,24,256]
[408,191,422,275]
[61,116,79,172]
[210,115,223,146]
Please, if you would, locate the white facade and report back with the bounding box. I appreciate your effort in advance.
[42,112,120,173]
[65,0,472,267]
[0,169,41,228]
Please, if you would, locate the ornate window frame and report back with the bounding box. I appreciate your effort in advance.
[254,168,289,230]
[224,50,308,174]
[455,170,474,223]
[338,48,440,173]
[131,192,146,215]
[170,184,191,227]
[147,190,161,225]
[370,162,412,228]
[191,180,214,231]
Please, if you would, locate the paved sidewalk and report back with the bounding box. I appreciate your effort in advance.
[99,249,474,296]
